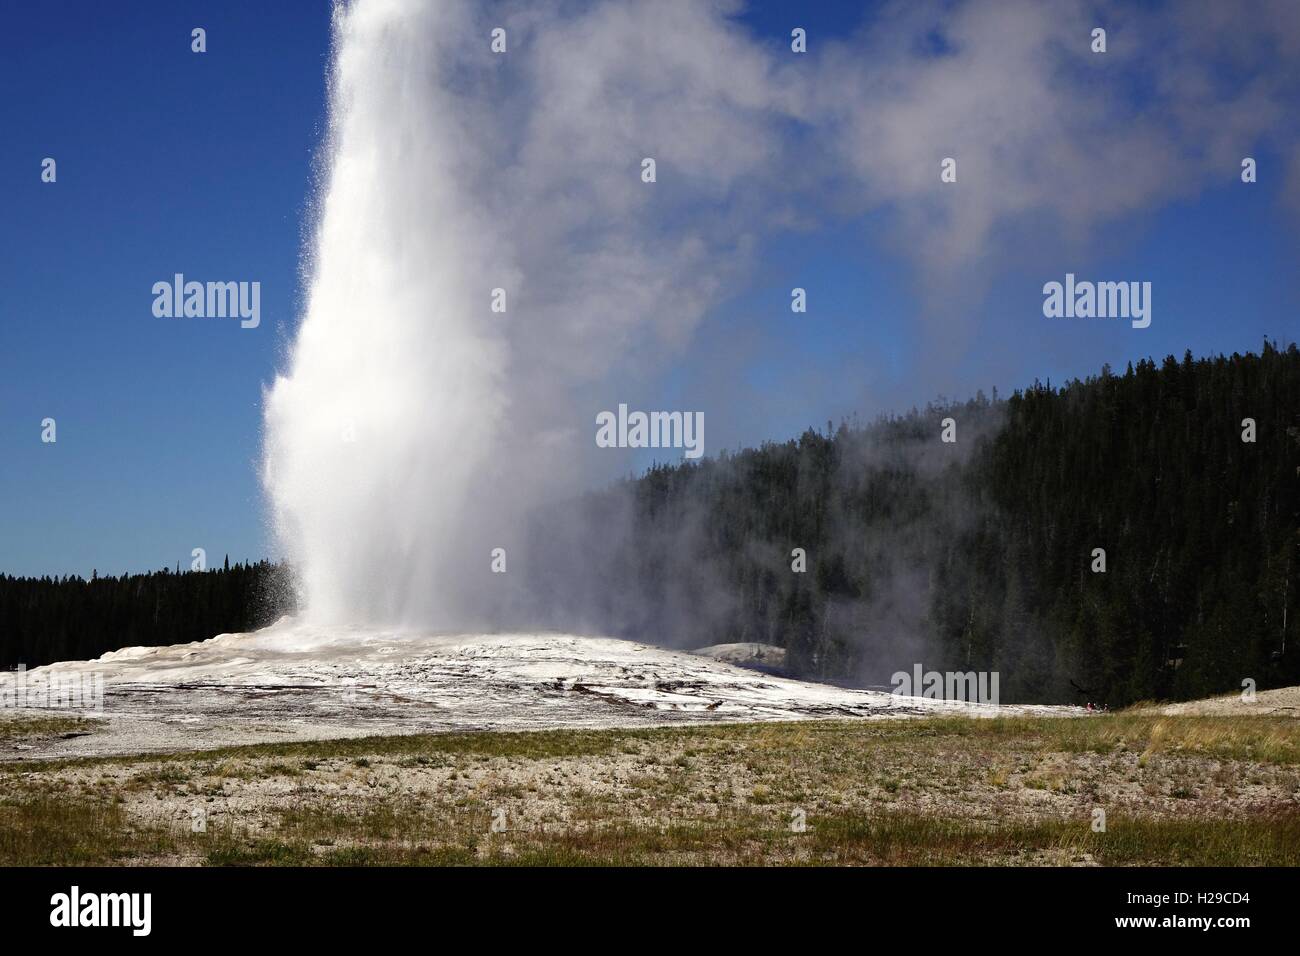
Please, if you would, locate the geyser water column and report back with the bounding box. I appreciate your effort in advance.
[262,0,515,627]
[261,0,805,630]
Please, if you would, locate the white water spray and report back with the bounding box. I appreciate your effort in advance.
[261,0,786,630]
[261,0,817,629]
[262,0,519,627]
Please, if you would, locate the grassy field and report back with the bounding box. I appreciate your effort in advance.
[1,713,1297,866]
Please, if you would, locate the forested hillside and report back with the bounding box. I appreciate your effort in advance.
[528,343,1300,705]
[963,346,1299,704]
[5,346,1297,706]
[0,560,291,669]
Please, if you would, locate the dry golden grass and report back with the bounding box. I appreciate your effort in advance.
[2,713,1296,866]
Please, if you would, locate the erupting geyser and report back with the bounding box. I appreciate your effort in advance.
[261,0,780,630]
[261,0,516,628]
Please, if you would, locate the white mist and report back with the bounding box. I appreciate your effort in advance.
[261,0,808,629]
[262,0,515,627]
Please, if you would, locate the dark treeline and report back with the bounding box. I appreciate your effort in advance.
[0,559,293,669]
[527,344,1300,705]
[6,346,1298,706]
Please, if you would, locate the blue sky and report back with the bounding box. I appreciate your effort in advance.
[2,0,1297,577]
[2,2,330,576]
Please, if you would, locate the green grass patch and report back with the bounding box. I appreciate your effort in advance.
[0,714,99,744]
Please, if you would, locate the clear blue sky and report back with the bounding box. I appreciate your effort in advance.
[2,1,1296,577]
[2,2,330,576]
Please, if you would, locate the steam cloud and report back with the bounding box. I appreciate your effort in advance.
[262,0,1300,629]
